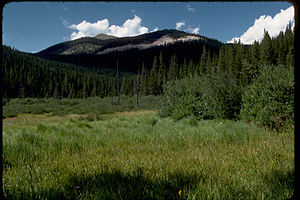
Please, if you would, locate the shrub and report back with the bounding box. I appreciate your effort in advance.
[161,70,243,120]
[200,71,243,119]
[2,96,164,118]
[160,76,206,120]
[240,64,294,130]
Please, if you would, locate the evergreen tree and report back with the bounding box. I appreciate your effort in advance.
[179,58,188,79]
[233,40,244,78]
[168,54,178,81]
[217,46,226,72]
[199,45,207,75]
[157,51,166,94]
[286,43,294,67]
[135,69,140,107]
[187,60,194,77]
[120,76,127,95]
[250,40,260,68]
[260,30,274,64]
[275,31,286,65]
[140,63,149,95]
[225,44,234,74]
[149,56,158,95]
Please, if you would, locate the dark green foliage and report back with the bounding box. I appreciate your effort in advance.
[241,64,294,130]
[159,24,294,127]
[37,29,222,74]
[160,76,204,120]
[3,25,294,130]
[199,71,243,119]
[260,30,275,65]
[161,70,243,120]
[2,46,137,100]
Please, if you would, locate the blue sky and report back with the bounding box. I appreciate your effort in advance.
[2,1,294,53]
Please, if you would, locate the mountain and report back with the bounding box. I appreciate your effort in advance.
[37,36,109,55]
[37,29,223,73]
[94,33,117,40]
[38,29,204,55]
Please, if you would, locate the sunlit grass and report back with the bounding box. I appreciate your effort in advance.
[3,111,294,199]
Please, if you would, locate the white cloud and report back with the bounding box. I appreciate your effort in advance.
[67,15,149,40]
[60,17,69,27]
[186,26,200,34]
[186,5,195,12]
[176,21,185,30]
[227,6,294,44]
[151,27,159,32]
[176,21,200,34]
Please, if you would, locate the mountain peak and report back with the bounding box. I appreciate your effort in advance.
[38,29,212,56]
[94,33,117,40]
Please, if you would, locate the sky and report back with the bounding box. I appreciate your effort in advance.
[2,1,294,53]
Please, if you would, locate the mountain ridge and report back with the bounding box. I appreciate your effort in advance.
[94,33,117,40]
[37,29,208,56]
[36,29,223,73]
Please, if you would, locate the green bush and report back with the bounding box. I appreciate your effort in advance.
[160,76,205,120]
[161,71,243,120]
[2,95,164,118]
[200,71,243,119]
[240,64,294,130]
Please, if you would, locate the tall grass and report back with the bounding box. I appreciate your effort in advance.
[3,111,294,199]
[2,95,164,118]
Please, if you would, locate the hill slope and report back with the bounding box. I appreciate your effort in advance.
[37,29,223,72]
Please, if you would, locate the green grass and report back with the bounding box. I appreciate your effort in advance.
[2,95,164,118]
[3,111,294,199]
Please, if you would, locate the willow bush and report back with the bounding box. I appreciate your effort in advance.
[240,64,294,130]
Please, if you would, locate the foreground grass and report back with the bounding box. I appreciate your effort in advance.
[3,111,294,199]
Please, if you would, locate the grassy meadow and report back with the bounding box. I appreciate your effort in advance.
[2,101,294,199]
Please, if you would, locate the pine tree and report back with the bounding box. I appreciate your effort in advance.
[140,63,149,95]
[116,59,120,105]
[149,56,158,95]
[120,76,127,95]
[224,44,234,74]
[250,40,260,67]
[275,31,286,65]
[168,54,178,81]
[179,58,187,79]
[234,40,244,76]
[157,51,165,94]
[187,60,194,77]
[199,45,207,75]
[135,69,140,107]
[286,43,294,67]
[285,21,294,67]
[260,30,274,64]
[217,46,226,72]
[205,50,212,75]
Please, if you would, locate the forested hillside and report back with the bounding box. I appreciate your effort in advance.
[2,23,294,101]
[2,46,137,99]
[36,29,222,73]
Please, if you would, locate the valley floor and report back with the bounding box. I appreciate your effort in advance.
[2,110,294,199]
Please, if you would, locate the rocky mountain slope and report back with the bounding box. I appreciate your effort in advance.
[36,29,222,73]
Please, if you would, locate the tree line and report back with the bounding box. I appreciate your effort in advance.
[2,22,294,101]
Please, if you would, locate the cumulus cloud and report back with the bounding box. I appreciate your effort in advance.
[186,26,200,34]
[176,21,185,30]
[186,5,195,12]
[151,27,159,32]
[176,20,200,34]
[227,6,294,44]
[67,15,149,40]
